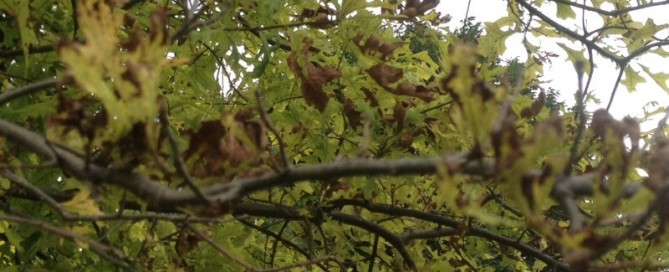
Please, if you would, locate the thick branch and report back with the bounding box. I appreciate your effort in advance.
[0,117,643,209]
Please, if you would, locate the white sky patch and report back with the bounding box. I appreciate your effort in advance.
[440,0,669,129]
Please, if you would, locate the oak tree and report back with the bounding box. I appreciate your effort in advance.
[1,0,669,271]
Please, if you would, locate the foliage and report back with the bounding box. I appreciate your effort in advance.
[1,0,669,271]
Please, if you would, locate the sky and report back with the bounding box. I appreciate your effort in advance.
[438,0,669,127]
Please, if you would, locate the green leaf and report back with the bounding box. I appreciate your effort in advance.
[341,0,367,17]
[128,222,147,242]
[556,42,592,73]
[651,46,669,58]
[17,0,38,63]
[250,36,271,78]
[625,19,667,53]
[620,66,646,92]
[556,3,576,19]
[640,64,669,93]
[479,17,515,57]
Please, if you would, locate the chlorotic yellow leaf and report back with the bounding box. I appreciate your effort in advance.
[58,0,165,144]
[621,66,646,92]
[640,64,669,93]
[556,43,592,73]
[60,187,104,216]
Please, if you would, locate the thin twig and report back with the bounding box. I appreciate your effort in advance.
[171,11,226,44]
[564,61,587,177]
[223,20,336,32]
[259,256,334,272]
[200,42,249,102]
[63,212,240,223]
[158,102,211,204]
[653,107,669,146]
[420,100,453,114]
[399,228,456,243]
[326,199,569,271]
[237,218,330,271]
[186,223,258,271]
[367,234,380,272]
[516,0,624,66]
[329,211,417,271]
[0,45,55,58]
[0,213,134,271]
[583,183,669,263]
[1,170,66,214]
[549,0,669,17]
[255,90,290,169]
[553,180,584,232]
[605,66,627,111]
[0,77,59,105]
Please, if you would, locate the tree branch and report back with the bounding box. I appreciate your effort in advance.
[326,199,570,271]
[329,211,417,271]
[0,78,59,105]
[548,0,669,17]
[0,45,55,59]
[237,218,331,271]
[0,116,644,210]
[516,0,624,66]
[158,102,211,204]
[186,224,258,271]
[0,213,134,271]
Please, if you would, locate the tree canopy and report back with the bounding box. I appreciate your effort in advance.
[2,0,669,271]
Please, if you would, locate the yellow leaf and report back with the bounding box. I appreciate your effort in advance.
[60,187,104,216]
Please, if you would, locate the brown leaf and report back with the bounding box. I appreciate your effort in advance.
[416,0,440,15]
[367,63,403,86]
[121,29,142,52]
[361,87,379,107]
[405,0,420,8]
[287,39,342,112]
[378,42,406,60]
[183,111,266,177]
[402,0,440,17]
[175,231,200,256]
[149,8,169,45]
[243,120,268,150]
[398,82,434,102]
[645,143,669,191]
[321,178,348,198]
[344,99,362,129]
[296,5,336,22]
[531,90,546,115]
[398,132,413,149]
[621,117,640,150]
[590,109,615,138]
[290,122,308,135]
[354,33,405,60]
[471,81,495,102]
[520,174,537,211]
[490,114,522,174]
[393,102,406,130]
[520,90,546,118]
[535,115,564,137]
